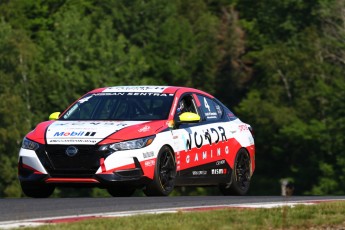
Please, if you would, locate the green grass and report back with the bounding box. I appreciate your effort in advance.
[25,201,345,230]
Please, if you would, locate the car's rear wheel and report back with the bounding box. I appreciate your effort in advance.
[21,183,55,198]
[107,186,136,197]
[219,148,251,195]
[144,146,176,196]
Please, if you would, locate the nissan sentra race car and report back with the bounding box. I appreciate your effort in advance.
[18,86,255,197]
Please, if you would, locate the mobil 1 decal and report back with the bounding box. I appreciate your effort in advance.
[176,125,235,171]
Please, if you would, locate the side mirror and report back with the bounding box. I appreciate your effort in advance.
[49,112,61,120]
[178,112,201,123]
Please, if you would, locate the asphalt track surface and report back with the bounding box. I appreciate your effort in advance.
[1,196,345,222]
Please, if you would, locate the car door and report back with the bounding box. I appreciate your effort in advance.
[195,94,232,180]
[172,93,230,185]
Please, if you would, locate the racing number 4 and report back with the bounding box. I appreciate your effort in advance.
[204,97,211,112]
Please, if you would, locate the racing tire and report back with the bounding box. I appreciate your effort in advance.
[219,148,251,196]
[144,146,176,196]
[107,186,136,197]
[21,183,55,198]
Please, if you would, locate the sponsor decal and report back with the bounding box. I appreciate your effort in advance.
[53,131,96,137]
[216,159,226,165]
[185,146,230,165]
[143,151,154,159]
[138,125,150,133]
[205,112,218,119]
[65,146,78,157]
[48,139,98,144]
[215,105,222,115]
[238,125,248,132]
[192,170,207,176]
[47,121,147,145]
[211,168,227,175]
[144,159,156,167]
[176,128,251,172]
[127,92,173,97]
[184,126,227,150]
[95,92,174,97]
[104,86,168,92]
[53,122,129,126]
[202,97,217,119]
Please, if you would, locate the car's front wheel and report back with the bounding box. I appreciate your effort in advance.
[21,183,55,198]
[219,148,251,195]
[144,146,176,196]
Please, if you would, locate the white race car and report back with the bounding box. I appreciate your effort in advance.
[18,86,255,197]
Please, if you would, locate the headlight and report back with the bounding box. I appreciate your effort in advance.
[99,135,155,151]
[22,137,39,151]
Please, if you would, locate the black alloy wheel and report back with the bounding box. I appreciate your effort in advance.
[219,148,251,195]
[144,146,176,196]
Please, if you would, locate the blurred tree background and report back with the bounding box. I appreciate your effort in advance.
[0,0,344,197]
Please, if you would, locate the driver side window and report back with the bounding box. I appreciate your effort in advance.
[175,94,198,118]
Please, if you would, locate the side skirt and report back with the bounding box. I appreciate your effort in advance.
[175,161,232,186]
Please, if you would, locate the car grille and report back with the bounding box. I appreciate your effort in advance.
[36,145,108,177]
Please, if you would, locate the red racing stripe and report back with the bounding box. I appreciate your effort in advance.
[45,178,99,183]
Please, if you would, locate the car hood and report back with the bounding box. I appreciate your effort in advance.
[27,120,169,145]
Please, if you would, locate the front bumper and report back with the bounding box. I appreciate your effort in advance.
[18,163,148,187]
[18,147,150,188]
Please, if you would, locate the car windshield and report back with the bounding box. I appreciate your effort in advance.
[60,92,174,121]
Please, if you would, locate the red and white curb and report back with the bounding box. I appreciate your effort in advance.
[1,199,344,229]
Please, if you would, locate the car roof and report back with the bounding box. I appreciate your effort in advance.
[88,86,214,98]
